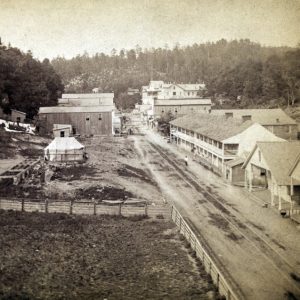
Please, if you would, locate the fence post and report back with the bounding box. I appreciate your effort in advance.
[21,198,25,212]
[45,199,48,213]
[70,200,73,215]
[118,203,122,216]
[94,201,97,215]
[145,203,148,216]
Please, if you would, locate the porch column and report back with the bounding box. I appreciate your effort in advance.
[270,181,275,206]
[249,166,253,192]
[277,185,282,210]
[244,171,248,189]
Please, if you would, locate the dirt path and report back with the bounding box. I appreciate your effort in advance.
[132,128,300,300]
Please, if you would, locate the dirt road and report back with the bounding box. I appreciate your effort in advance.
[132,128,300,300]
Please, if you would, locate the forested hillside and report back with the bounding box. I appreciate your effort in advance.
[0,41,64,119]
[52,39,300,109]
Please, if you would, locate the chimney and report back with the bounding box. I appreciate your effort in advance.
[225,112,233,119]
[242,115,252,122]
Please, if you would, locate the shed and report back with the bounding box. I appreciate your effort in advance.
[53,124,72,137]
[11,109,26,123]
[44,137,85,162]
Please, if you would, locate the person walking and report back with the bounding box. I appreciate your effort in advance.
[184,155,188,166]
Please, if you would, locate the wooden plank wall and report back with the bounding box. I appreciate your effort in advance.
[41,112,112,136]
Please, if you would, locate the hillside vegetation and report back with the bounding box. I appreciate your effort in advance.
[0,42,64,119]
[51,39,300,109]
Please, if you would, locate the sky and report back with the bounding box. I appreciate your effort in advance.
[0,0,299,60]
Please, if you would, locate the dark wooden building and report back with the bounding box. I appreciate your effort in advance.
[39,106,113,136]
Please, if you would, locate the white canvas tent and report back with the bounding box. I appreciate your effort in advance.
[44,137,85,162]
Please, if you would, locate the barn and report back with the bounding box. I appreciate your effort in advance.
[39,106,113,136]
[44,137,85,162]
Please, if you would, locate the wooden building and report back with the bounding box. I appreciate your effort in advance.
[53,124,72,137]
[39,106,113,136]
[243,141,300,210]
[11,109,26,123]
[58,93,114,107]
[154,98,212,118]
[170,114,283,178]
[210,109,298,140]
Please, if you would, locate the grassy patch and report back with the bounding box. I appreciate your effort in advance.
[0,210,218,299]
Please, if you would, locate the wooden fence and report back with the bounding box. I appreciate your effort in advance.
[171,205,242,300]
[0,198,170,219]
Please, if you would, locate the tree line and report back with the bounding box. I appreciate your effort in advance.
[0,40,64,119]
[52,39,300,109]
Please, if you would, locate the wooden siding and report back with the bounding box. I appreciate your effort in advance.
[40,112,112,136]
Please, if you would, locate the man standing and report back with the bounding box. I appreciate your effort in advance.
[184,155,188,166]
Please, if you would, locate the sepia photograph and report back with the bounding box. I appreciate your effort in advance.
[0,0,300,299]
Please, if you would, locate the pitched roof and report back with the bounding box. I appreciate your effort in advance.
[211,108,296,125]
[39,106,114,114]
[155,98,211,105]
[244,141,300,185]
[170,113,253,141]
[224,157,245,167]
[45,137,84,151]
[62,93,114,99]
[177,83,206,91]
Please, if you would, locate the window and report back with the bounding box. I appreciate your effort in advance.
[175,109,178,113]
[258,151,261,162]
[173,92,176,96]
[188,92,190,96]
[86,116,90,121]
[161,110,164,113]
[60,131,65,137]
[99,114,102,120]
[16,117,21,122]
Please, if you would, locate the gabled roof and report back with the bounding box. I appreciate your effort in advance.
[224,157,245,167]
[243,141,300,185]
[155,98,211,105]
[288,152,300,177]
[39,106,114,114]
[170,113,253,141]
[211,108,296,125]
[45,137,84,151]
[11,109,26,115]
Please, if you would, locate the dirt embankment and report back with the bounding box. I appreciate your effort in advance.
[0,136,163,204]
[0,210,220,300]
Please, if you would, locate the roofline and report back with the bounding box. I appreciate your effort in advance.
[11,109,26,115]
[241,144,258,169]
[288,152,300,176]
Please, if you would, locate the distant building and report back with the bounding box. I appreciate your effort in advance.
[139,81,209,119]
[53,124,73,138]
[59,93,114,107]
[243,141,300,210]
[154,98,212,118]
[39,93,116,136]
[127,88,140,96]
[11,109,26,123]
[170,114,283,178]
[210,109,298,140]
[39,106,113,136]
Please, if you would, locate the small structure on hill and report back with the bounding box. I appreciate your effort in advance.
[53,124,72,137]
[44,137,85,162]
[11,109,26,123]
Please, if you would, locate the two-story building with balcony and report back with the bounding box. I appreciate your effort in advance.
[210,108,298,140]
[170,114,284,178]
